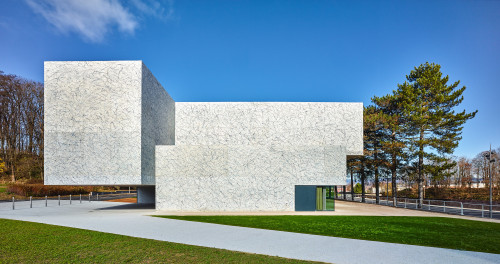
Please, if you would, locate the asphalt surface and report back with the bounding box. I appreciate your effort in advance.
[1,201,499,264]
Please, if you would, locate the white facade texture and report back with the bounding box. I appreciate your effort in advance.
[44,61,363,211]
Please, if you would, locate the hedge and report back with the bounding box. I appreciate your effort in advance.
[6,184,99,197]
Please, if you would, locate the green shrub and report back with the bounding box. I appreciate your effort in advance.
[353,183,362,194]
[397,188,417,198]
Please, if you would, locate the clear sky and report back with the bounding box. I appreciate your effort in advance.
[1,0,499,158]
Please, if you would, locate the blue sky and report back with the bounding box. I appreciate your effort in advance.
[1,0,499,158]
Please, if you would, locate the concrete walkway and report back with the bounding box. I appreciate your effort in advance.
[160,200,500,223]
[1,200,499,264]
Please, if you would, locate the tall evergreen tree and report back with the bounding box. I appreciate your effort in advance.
[363,106,387,204]
[347,158,356,201]
[372,93,406,205]
[350,154,370,202]
[396,62,477,207]
[347,106,384,203]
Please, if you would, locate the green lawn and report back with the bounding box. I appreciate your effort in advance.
[0,219,318,264]
[157,215,500,254]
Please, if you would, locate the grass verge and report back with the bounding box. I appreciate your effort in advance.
[0,219,318,264]
[156,215,500,254]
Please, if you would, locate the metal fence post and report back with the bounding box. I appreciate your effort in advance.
[12,197,15,210]
[404,198,407,208]
[58,195,60,206]
[97,193,99,201]
[460,202,464,216]
[428,200,431,211]
[80,194,82,203]
[70,194,72,205]
[482,205,484,218]
[89,193,91,202]
[416,199,418,209]
[443,201,446,213]
[30,196,32,208]
[45,195,48,207]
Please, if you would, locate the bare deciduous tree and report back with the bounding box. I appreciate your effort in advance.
[0,71,44,182]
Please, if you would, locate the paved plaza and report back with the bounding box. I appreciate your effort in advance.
[1,200,499,264]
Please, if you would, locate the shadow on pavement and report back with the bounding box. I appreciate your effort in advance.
[98,203,155,210]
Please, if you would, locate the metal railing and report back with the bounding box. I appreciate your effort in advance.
[1,191,137,211]
[338,193,500,219]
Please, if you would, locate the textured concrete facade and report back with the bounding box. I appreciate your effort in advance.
[44,60,362,211]
[44,61,174,186]
[175,102,362,155]
[155,102,360,211]
[141,64,175,185]
[156,145,346,211]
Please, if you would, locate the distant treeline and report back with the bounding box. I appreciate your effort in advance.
[0,71,44,182]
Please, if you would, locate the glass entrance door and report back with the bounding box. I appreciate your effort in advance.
[316,187,324,210]
[316,186,335,211]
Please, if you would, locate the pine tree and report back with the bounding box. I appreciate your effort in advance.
[348,153,371,202]
[363,106,387,204]
[396,62,477,207]
[372,93,407,205]
[347,106,386,203]
[347,158,356,201]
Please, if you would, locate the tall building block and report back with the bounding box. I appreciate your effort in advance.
[44,61,174,186]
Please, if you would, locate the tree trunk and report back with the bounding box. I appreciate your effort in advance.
[39,119,44,182]
[418,129,424,208]
[476,168,480,188]
[361,171,366,203]
[375,167,379,204]
[374,146,380,204]
[10,162,15,182]
[350,169,354,201]
[392,160,397,206]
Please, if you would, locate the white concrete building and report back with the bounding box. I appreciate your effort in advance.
[44,61,363,211]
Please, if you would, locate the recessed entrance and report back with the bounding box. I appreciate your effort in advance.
[295,185,336,211]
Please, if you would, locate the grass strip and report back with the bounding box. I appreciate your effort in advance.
[0,219,319,264]
[156,215,500,254]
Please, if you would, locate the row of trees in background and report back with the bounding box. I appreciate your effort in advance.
[0,71,44,182]
[350,148,499,195]
[348,62,481,207]
[455,150,499,188]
